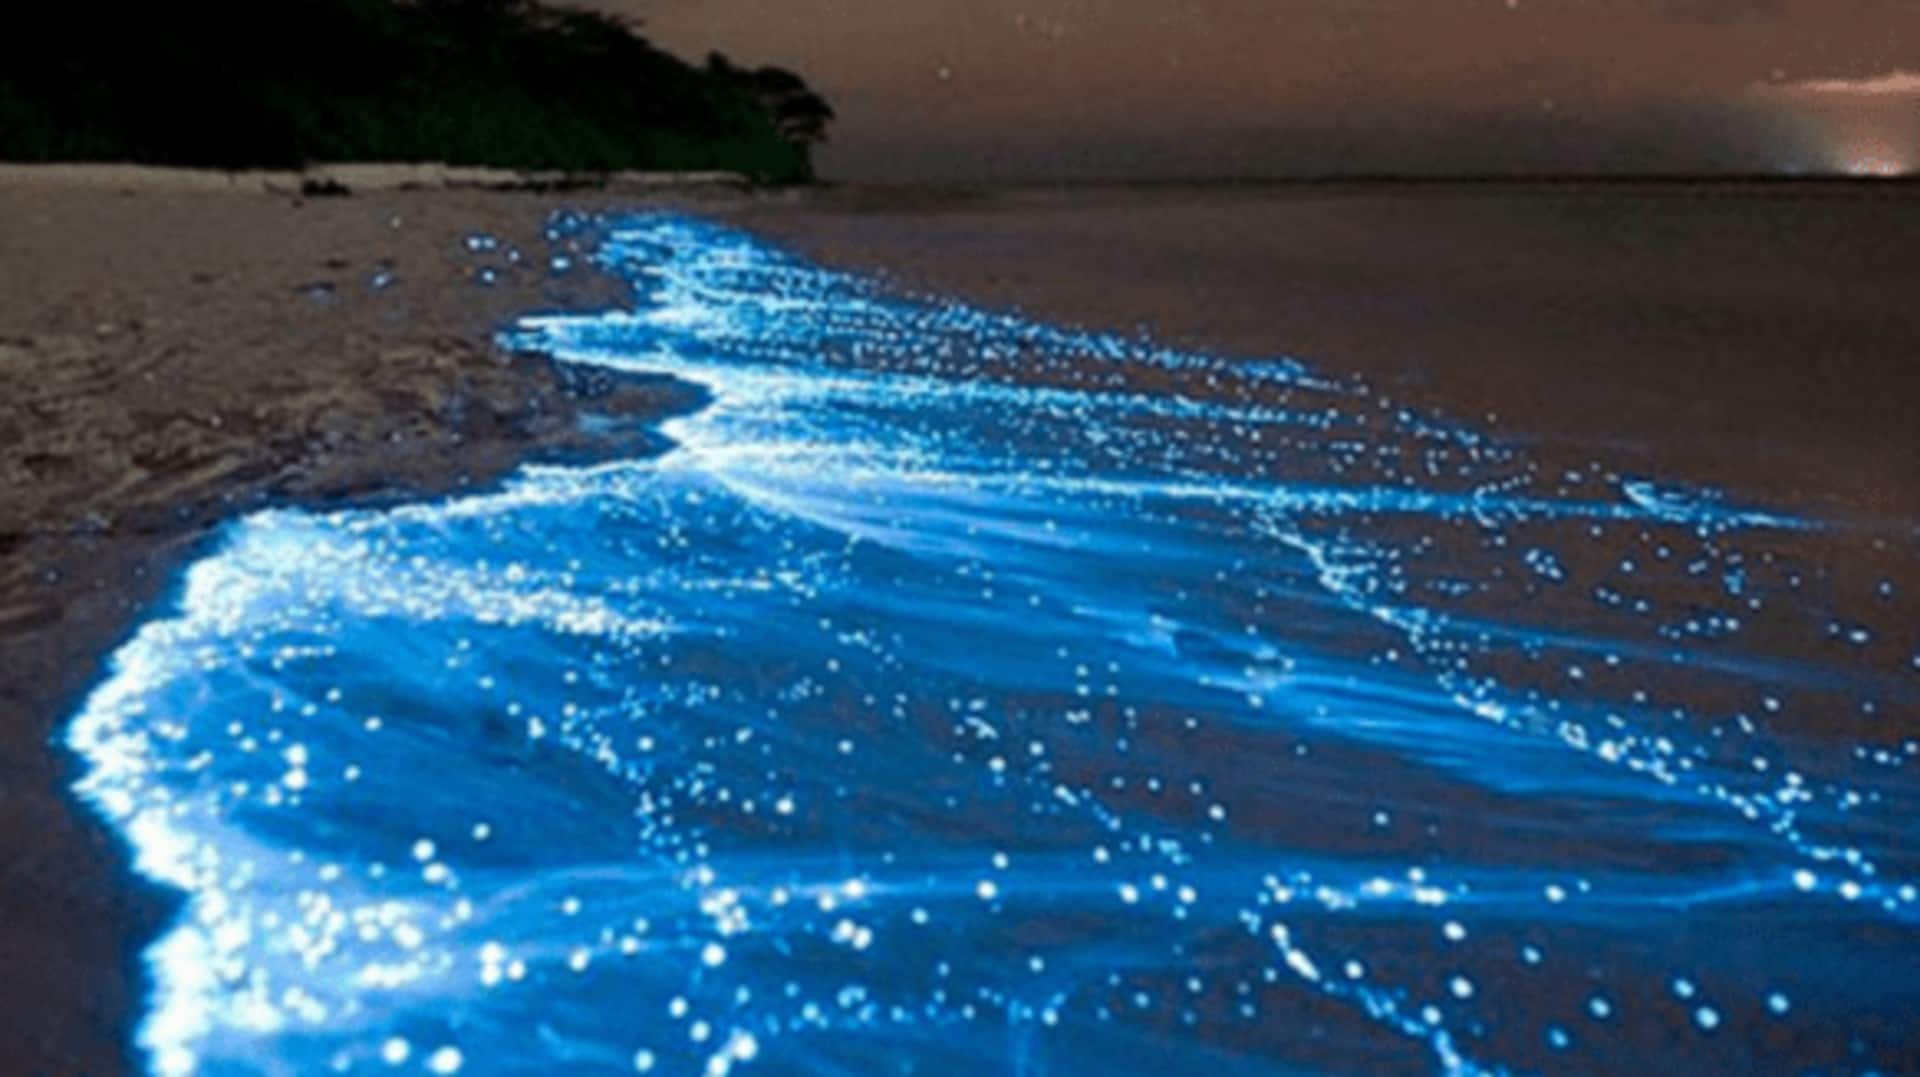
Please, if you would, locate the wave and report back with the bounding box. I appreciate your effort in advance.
[68,213,1920,1075]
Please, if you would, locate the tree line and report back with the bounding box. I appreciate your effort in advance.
[0,0,834,183]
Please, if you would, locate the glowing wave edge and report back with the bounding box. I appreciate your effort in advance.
[67,214,1920,1075]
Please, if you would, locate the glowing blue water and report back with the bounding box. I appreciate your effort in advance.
[70,215,1920,1075]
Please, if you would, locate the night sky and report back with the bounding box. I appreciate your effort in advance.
[620,0,1918,181]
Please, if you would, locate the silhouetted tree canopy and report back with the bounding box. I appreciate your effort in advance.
[0,0,832,182]
[708,53,837,147]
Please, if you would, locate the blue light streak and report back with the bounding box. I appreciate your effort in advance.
[67,214,1920,1074]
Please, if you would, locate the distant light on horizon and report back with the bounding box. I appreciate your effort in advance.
[1832,131,1913,178]
[1844,156,1910,178]
[1754,82,1920,180]
[1835,151,1912,178]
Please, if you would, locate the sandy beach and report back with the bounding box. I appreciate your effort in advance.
[0,182,718,1073]
[4,178,1917,1073]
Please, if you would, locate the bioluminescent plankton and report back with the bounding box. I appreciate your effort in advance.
[69,214,1920,1075]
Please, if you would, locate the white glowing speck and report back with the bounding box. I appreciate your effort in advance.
[728,1031,759,1061]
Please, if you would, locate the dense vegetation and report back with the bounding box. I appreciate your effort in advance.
[0,0,832,182]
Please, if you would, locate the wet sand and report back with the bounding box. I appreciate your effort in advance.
[725,182,1920,520]
[3,179,1917,1073]
[0,185,714,1074]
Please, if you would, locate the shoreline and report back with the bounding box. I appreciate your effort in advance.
[0,162,756,198]
[0,186,720,1074]
[41,354,711,1075]
[5,178,1915,1072]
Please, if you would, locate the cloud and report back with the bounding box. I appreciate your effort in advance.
[1761,69,1920,97]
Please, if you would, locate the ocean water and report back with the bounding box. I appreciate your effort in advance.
[69,214,1920,1075]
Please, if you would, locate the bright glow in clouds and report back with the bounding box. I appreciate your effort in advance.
[68,214,1920,1075]
[1772,69,1920,97]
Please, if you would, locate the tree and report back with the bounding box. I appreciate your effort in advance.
[0,0,828,182]
[709,54,836,146]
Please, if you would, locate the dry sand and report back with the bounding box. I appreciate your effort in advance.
[2,178,1916,1073]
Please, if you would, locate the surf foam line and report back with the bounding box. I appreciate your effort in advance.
[67,212,1920,1075]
